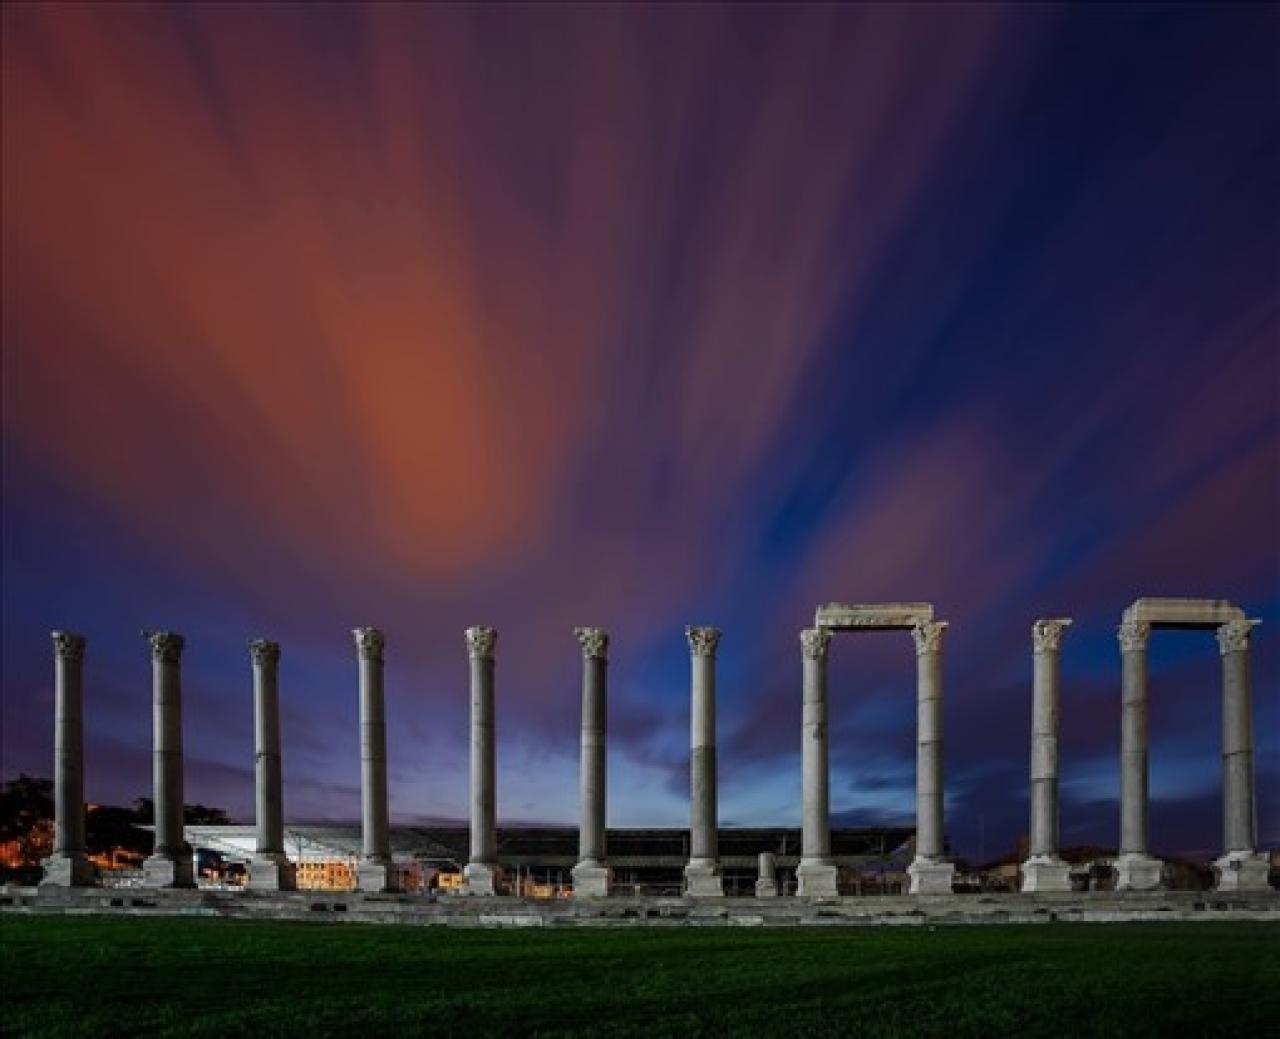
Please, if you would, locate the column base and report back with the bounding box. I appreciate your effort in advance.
[683,859,724,897]
[795,858,839,897]
[1213,850,1272,892]
[1115,852,1164,891]
[39,852,98,888]
[142,853,195,889]
[356,857,400,893]
[247,854,297,891]
[464,861,499,896]
[908,857,955,895]
[755,877,779,897]
[571,861,610,897]
[1020,855,1072,893]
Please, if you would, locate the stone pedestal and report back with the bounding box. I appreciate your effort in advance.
[570,861,610,897]
[684,627,724,897]
[1212,850,1271,892]
[684,860,724,898]
[41,632,97,888]
[1021,855,1072,893]
[756,852,779,898]
[907,858,955,895]
[357,858,397,893]
[1115,852,1164,892]
[142,631,194,889]
[795,858,839,897]
[573,627,610,899]
[466,626,499,896]
[248,852,297,892]
[463,861,498,896]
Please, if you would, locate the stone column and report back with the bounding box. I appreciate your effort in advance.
[684,626,724,896]
[464,626,499,895]
[1213,619,1269,891]
[1115,619,1162,890]
[796,627,838,896]
[41,632,97,887]
[907,621,954,894]
[756,851,779,897]
[354,627,397,892]
[1021,619,1072,893]
[142,631,194,888]
[571,627,610,897]
[247,640,295,891]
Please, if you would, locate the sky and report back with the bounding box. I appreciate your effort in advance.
[2,3,1277,863]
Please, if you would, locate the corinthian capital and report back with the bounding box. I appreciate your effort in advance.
[1116,620,1150,653]
[685,626,721,658]
[911,621,947,656]
[574,627,609,661]
[1032,619,1072,654]
[799,627,831,660]
[1216,619,1259,656]
[466,625,497,660]
[143,630,185,663]
[51,631,86,663]
[249,639,280,667]
[353,626,385,661]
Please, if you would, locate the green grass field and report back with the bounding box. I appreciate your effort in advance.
[2,916,1277,1037]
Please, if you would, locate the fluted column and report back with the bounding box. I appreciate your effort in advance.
[571,627,610,897]
[796,626,838,896]
[907,621,954,894]
[1115,619,1162,890]
[247,640,295,890]
[684,626,724,896]
[464,625,499,895]
[142,631,194,888]
[1021,619,1072,893]
[1213,619,1269,890]
[41,632,96,887]
[354,627,397,892]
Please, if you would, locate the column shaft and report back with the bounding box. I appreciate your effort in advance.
[572,628,610,896]
[143,632,193,888]
[801,636,831,860]
[465,626,498,894]
[1022,620,1072,893]
[1118,633,1149,856]
[43,633,94,887]
[248,640,295,890]
[353,627,396,892]
[1219,623,1257,854]
[908,621,954,894]
[684,627,723,896]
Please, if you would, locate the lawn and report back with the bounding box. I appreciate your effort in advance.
[2,916,1277,1037]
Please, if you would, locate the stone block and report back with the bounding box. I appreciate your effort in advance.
[142,853,195,889]
[1213,851,1272,892]
[907,857,955,895]
[795,858,839,897]
[571,861,610,898]
[683,861,724,897]
[39,853,97,888]
[755,877,779,897]
[1115,852,1164,891]
[1020,856,1072,893]
[464,861,498,896]
[248,854,297,892]
[1122,598,1244,629]
[356,858,399,893]
[814,603,934,630]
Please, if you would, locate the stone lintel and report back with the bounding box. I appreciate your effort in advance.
[1122,598,1245,630]
[814,603,934,630]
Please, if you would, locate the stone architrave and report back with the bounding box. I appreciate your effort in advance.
[247,640,296,891]
[1213,619,1269,891]
[571,627,610,897]
[684,626,724,897]
[41,632,97,887]
[142,631,195,888]
[1021,619,1072,893]
[756,851,779,898]
[464,626,500,895]
[796,627,838,897]
[1114,619,1163,891]
[354,627,398,893]
[906,621,955,895]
